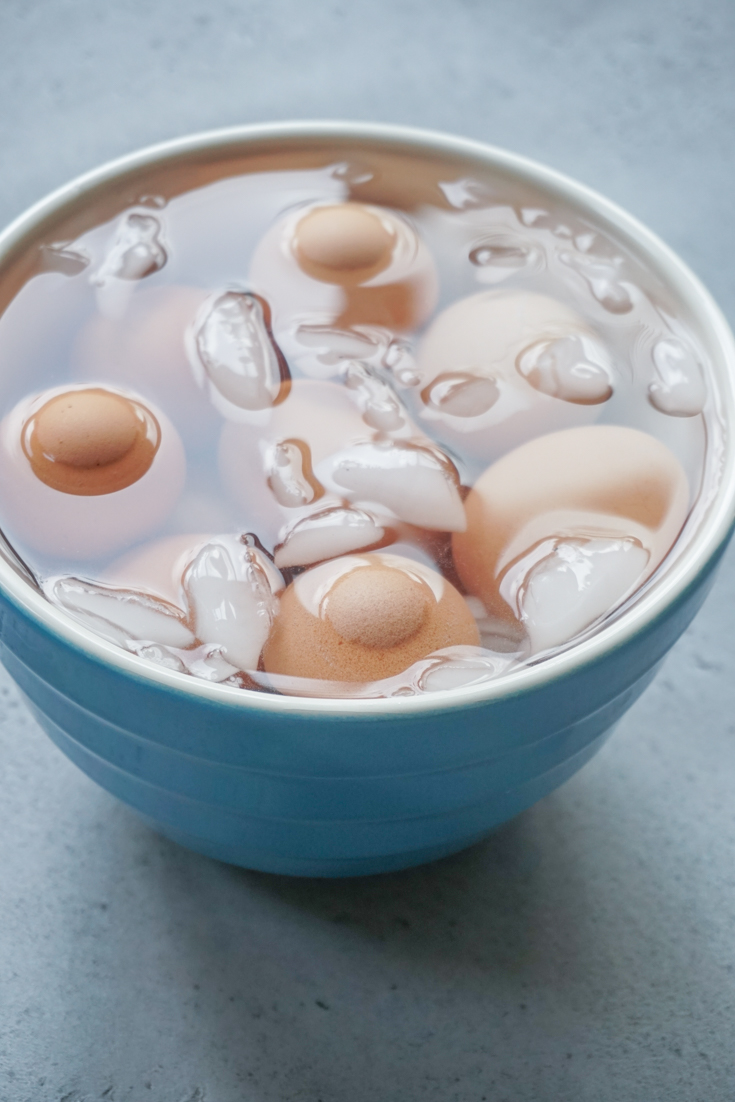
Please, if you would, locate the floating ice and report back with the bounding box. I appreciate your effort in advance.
[266,439,324,508]
[136,194,167,209]
[504,537,650,653]
[331,160,375,185]
[39,243,90,277]
[382,338,421,387]
[95,213,167,283]
[248,645,514,699]
[464,596,530,655]
[469,234,542,282]
[48,577,195,649]
[559,251,634,314]
[182,643,240,683]
[190,291,290,411]
[294,323,384,366]
[129,642,188,673]
[330,439,466,532]
[274,506,388,569]
[184,539,283,672]
[439,178,495,210]
[416,647,518,692]
[343,360,406,432]
[421,372,500,418]
[516,333,614,405]
[648,338,706,417]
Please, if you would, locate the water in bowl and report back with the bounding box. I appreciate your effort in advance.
[0,144,723,698]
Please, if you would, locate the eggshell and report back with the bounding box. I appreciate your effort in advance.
[25,388,158,495]
[0,385,186,561]
[249,202,439,348]
[414,290,609,467]
[262,551,480,682]
[452,425,691,623]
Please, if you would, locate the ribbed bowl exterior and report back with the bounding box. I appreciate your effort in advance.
[0,549,722,877]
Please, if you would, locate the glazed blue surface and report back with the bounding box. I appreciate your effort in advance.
[0,537,725,876]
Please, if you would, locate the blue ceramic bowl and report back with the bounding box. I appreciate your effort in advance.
[1,123,734,877]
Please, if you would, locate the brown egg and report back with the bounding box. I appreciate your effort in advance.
[249,202,439,342]
[24,387,158,495]
[293,203,396,283]
[452,425,691,626]
[0,385,186,560]
[414,290,611,466]
[262,552,480,682]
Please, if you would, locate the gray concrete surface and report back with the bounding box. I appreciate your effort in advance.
[1,1,735,1099]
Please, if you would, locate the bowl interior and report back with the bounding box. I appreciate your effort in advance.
[0,121,733,717]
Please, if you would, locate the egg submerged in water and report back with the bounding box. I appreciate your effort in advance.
[263,552,480,682]
[0,384,186,561]
[452,425,691,654]
[249,201,439,377]
[414,290,614,471]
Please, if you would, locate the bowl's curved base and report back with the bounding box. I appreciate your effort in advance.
[145,819,494,878]
[29,697,614,876]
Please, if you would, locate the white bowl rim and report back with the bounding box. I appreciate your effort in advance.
[0,118,734,719]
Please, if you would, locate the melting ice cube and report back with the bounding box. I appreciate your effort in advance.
[516,333,613,405]
[559,251,634,314]
[382,338,421,387]
[329,438,467,532]
[48,577,195,649]
[421,371,500,417]
[190,291,290,411]
[469,234,542,283]
[265,440,324,508]
[184,538,283,672]
[415,646,518,692]
[439,178,496,210]
[294,323,385,366]
[39,243,90,277]
[504,537,650,653]
[342,360,406,432]
[95,213,167,283]
[274,506,388,569]
[648,338,706,417]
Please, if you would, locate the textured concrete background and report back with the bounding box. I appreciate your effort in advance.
[1,2,735,1099]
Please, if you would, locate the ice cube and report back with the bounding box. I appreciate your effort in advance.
[184,538,283,671]
[342,360,406,432]
[48,577,195,649]
[189,291,290,411]
[516,333,614,405]
[274,506,388,568]
[266,440,324,508]
[648,338,706,417]
[95,213,167,283]
[506,537,650,653]
[329,438,467,532]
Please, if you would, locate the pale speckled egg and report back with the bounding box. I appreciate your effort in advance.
[262,551,480,682]
[452,425,690,648]
[249,202,439,357]
[414,289,614,470]
[0,385,186,561]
